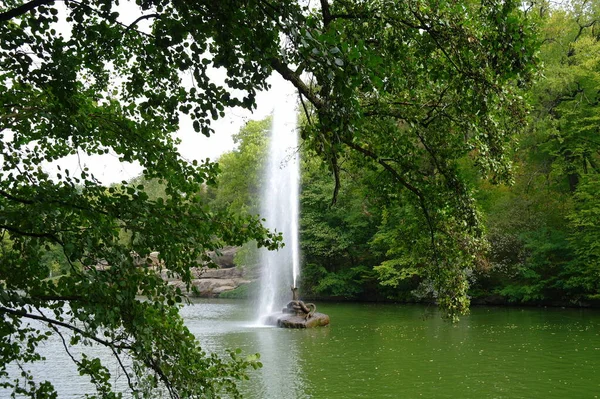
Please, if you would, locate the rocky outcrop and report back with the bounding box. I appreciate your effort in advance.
[207,246,238,268]
[96,248,249,297]
[166,267,250,296]
[163,247,251,297]
[194,266,244,279]
[169,276,251,297]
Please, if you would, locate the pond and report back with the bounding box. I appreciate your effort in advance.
[4,300,600,398]
[184,300,600,399]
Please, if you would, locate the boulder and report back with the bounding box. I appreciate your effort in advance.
[192,266,244,279]
[168,278,247,297]
[207,246,238,268]
[213,285,236,294]
[132,251,162,268]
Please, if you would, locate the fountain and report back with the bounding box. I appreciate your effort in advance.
[264,287,330,328]
[256,78,329,328]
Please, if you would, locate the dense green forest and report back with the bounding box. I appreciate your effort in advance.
[208,4,600,307]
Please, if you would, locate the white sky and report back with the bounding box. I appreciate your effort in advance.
[42,2,295,185]
[52,75,291,184]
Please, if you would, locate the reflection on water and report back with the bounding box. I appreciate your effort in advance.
[180,300,309,398]
[1,319,130,398]
[3,300,600,398]
[252,326,305,398]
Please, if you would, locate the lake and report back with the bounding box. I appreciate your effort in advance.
[5,300,600,398]
[184,300,600,399]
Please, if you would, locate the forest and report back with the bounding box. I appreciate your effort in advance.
[1,0,600,398]
[203,3,600,309]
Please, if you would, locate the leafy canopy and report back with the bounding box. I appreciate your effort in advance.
[287,0,537,318]
[1,0,283,397]
[1,0,536,397]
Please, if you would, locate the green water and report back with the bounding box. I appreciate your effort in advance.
[4,301,599,398]
[181,300,600,399]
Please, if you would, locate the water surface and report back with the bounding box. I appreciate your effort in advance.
[4,301,600,398]
[183,300,600,399]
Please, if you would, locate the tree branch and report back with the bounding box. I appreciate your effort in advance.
[341,137,439,263]
[0,224,63,244]
[0,188,111,217]
[298,93,314,126]
[0,0,155,39]
[0,0,53,22]
[341,139,421,197]
[330,12,371,20]
[125,13,160,33]
[146,356,177,399]
[0,189,34,204]
[111,345,137,394]
[270,57,324,109]
[320,0,332,28]
[330,154,340,206]
[0,306,133,350]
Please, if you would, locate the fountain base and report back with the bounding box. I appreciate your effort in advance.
[263,288,330,328]
[264,311,330,328]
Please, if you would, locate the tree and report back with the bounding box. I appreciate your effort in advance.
[284,0,537,318]
[481,0,600,304]
[300,154,382,299]
[567,174,600,298]
[529,1,600,193]
[1,1,282,397]
[209,117,271,216]
[1,0,536,396]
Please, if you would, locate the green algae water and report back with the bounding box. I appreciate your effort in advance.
[181,300,600,399]
[5,301,600,398]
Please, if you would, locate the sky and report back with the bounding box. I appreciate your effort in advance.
[43,2,296,185]
[49,75,292,185]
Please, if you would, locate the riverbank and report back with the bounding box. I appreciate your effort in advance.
[158,247,600,310]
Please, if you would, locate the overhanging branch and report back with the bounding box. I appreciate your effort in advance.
[0,224,64,244]
[320,0,332,27]
[270,57,324,110]
[0,306,133,350]
[0,0,155,38]
[125,13,160,32]
[0,0,53,22]
[341,137,439,263]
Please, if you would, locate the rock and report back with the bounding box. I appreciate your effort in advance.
[159,269,182,282]
[207,246,238,268]
[132,251,162,268]
[94,259,110,271]
[168,278,246,297]
[193,278,236,296]
[264,312,330,328]
[157,246,248,297]
[192,266,244,279]
[213,285,236,294]
[168,280,186,290]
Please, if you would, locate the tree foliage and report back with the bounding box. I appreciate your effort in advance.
[299,155,381,299]
[289,0,536,318]
[470,0,600,305]
[1,0,540,396]
[0,1,282,397]
[209,118,271,215]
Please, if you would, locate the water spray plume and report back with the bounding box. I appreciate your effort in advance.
[256,80,300,322]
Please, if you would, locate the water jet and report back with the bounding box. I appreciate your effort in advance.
[255,78,329,328]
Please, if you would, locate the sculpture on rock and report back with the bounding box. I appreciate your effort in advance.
[284,287,316,320]
[264,287,330,328]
